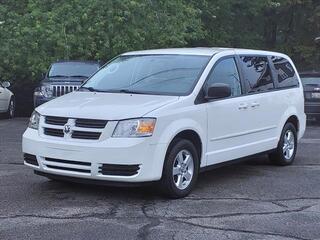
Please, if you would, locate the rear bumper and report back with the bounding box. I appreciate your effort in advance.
[22,128,167,183]
[305,103,320,118]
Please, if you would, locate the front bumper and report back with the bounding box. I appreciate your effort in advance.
[22,128,167,183]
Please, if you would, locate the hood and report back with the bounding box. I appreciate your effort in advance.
[41,77,88,85]
[36,92,179,120]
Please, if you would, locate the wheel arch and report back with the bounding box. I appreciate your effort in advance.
[165,129,203,166]
[285,115,299,132]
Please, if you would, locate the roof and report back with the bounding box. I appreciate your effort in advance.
[122,48,226,56]
[122,47,288,57]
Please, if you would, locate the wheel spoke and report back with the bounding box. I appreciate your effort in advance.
[184,155,191,166]
[286,149,290,157]
[177,175,183,188]
[184,171,192,181]
[173,167,180,176]
[288,132,293,142]
[177,152,184,164]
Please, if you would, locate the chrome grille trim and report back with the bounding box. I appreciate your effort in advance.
[52,85,80,97]
[45,116,68,126]
[42,116,106,141]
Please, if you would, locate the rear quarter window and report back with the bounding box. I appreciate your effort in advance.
[240,56,274,93]
[271,56,299,89]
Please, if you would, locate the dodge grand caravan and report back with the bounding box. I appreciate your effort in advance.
[23,48,306,198]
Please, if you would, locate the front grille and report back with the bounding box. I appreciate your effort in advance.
[45,116,68,126]
[52,85,79,97]
[43,157,91,174]
[44,128,64,137]
[72,131,101,140]
[99,164,140,176]
[24,154,39,166]
[75,119,108,129]
[43,116,107,140]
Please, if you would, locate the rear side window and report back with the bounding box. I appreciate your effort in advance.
[271,56,299,88]
[240,56,274,93]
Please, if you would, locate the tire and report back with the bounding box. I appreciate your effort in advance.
[5,98,15,119]
[269,122,297,166]
[159,139,199,198]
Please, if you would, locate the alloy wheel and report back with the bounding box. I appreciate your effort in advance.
[172,149,194,190]
[282,130,295,160]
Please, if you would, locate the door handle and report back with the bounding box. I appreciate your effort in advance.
[251,102,260,108]
[238,103,248,110]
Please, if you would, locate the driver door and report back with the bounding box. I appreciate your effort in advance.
[205,56,251,166]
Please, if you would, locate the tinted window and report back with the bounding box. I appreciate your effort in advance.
[49,62,100,78]
[240,56,274,93]
[271,56,299,88]
[206,58,241,97]
[82,55,210,96]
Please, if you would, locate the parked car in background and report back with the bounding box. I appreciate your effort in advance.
[34,60,101,107]
[23,48,306,198]
[299,72,320,121]
[0,81,15,118]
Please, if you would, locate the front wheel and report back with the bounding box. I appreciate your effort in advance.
[160,139,199,198]
[5,98,15,119]
[269,122,297,166]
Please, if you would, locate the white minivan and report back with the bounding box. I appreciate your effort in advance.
[23,48,306,198]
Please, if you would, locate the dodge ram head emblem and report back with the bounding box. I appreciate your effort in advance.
[64,125,72,135]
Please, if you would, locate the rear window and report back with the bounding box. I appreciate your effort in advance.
[271,56,299,88]
[240,56,274,93]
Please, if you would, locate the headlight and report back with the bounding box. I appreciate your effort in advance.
[38,85,53,98]
[112,118,156,138]
[28,111,40,130]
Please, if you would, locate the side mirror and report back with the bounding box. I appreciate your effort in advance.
[205,83,231,100]
[41,73,46,79]
[1,81,11,88]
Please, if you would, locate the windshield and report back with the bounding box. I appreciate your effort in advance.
[301,77,320,86]
[81,55,210,96]
[48,62,100,78]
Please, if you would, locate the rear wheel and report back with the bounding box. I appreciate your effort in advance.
[160,139,199,198]
[5,98,15,119]
[269,122,297,166]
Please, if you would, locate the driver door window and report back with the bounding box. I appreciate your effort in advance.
[205,58,242,97]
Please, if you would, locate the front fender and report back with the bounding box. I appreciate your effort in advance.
[153,117,207,168]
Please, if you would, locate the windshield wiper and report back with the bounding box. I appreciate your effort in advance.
[118,89,146,94]
[70,75,89,78]
[79,86,102,92]
[49,75,69,78]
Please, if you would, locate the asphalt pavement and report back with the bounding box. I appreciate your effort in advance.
[1,118,320,240]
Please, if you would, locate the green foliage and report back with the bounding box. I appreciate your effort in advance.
[0,0,319,86]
